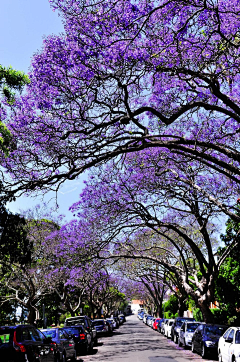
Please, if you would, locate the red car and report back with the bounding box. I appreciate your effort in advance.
[152,318,162,330]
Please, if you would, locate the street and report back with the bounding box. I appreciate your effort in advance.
[80,315,217,362]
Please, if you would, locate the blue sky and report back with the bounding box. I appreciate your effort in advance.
[1,0,85,219]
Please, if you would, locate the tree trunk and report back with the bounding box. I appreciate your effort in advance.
[178,296,186,317]
[198,300,215,323]
[27,307,36,325]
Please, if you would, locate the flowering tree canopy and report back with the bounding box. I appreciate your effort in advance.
[1,0,240,194]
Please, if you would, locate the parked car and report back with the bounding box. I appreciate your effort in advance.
[113,317,120,328]
[171,317,196,343]
[41,327,76,362]
[62,325,93,356]
[143,314,150,324]
[105,320,113,334]
[161,318,169,334]
[192,323,227,358]
[92,319,110,336]
[106,318,117,329]
[178,322,202,349]
[152,318,161,330]
[0,324,55,362]
[118,314,126,324]
[218,326,240,362]
[146,316,154,327]
[157,319,164,333]
[164,319,174,338]
[64,315,97,346]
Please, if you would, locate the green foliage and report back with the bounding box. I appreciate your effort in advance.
[192,308,203,322]
[163,294,178,318]
[0,65,30,102]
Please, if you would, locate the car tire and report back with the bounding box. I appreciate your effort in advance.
[191,342,195,353]
[94,337,98,346]
[55,354,60,362]
[201,344,207,358]
[174,334,178,344]
[71,351,76,362]
[218,351,222,362]
[183,339,187,349]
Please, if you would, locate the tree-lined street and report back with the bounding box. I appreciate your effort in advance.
[81,315,215,362]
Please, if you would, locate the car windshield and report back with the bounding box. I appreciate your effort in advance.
[64,327,82,334]
[42,330,56,338]
[186,323,200,332]
[65,318,85,326]
[92,321,104,326]
[205,326,227,336]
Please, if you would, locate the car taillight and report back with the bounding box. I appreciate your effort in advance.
[13,331,26,353]
[50,342,57,351]
[103,327,107,331]
[79,333,85,340]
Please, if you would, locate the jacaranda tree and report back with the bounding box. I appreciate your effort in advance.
[0,0,240,195]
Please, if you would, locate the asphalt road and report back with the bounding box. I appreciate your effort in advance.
[78,315,218,362]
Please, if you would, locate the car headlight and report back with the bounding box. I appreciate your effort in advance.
[205,341,216,347]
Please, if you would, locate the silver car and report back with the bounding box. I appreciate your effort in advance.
[178,322,202,348]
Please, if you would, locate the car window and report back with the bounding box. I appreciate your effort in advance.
[63,327,83,335]
[235,330,240,344]
[223,329,231,339]
[92,320,104,326]
[205,325,227,336]
[227,329,234,342]
[0,328,11,345]
[27,328,45,342]
[186,323,200,332]
[42,329,56,338]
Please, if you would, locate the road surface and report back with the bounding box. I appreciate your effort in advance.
[78,315,217,362]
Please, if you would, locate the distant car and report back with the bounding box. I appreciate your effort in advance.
[157,319,164,333]
[64,315,97,346]
[118,314,126,324]
[192,323,228,358]
[146,316,154,327]
[164,319,174,338]
[62,325,93,356]
[106,318,117,329]
[143,314,150,324]
[218,326,240,362]
[113,317,120,328]
[178,322,202,348]
[161,319,169,334]
[171,317,196,343]
[152,318,161,330]
[0,324,55,362]
[92,319,110,336]
[41,327,76,362]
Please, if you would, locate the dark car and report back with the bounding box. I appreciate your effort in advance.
[41,327,76,362]
[118,314,126,324]
[178,322,202,349]
[62,325,93,356]
[191,323,228,358]
[92,319,110,336]
[113,317,120,328]
[157,319,164,333]
[0,324,55,362]
[64,316,97,346]
[171,317,196,343]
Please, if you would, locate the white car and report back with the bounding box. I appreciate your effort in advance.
[218,327,240,362]
[164,319,175,338]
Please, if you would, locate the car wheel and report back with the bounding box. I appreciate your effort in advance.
[71,351,76,362]
[94,337,98,346]
[201,344,207,358]
[55,354,60,362]
[174,334,178,344]
[183,339,187,349]
[178,337,182,347]
[191,342,195,353]
[218,351,222,362]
